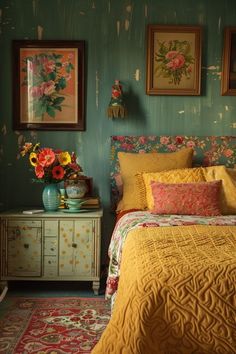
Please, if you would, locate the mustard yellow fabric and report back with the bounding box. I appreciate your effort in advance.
[136,167,205,210]
[117,148,193,211]
[92,225,236,354]
[203,165,236,214]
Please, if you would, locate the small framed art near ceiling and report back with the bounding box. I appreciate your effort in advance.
[146,25,202,96]
[221,27,236,96]
[12,40,85,131]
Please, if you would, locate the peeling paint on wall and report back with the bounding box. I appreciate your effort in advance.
[37,25,43,39]
[125,4,133,38]
[125,19,129,31]
[95,70,99,109]
[134,69,140,81]
[218,17,221,33]
[126,5,132,13]
[178,110,185,114]
[0,8,2,34]
[203,65,221,80]
[2,125,7,135]
[144,4,148,17]
[32,0,37,16]
[117,20,120,36]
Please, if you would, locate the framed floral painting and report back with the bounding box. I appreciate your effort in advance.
[12,40,85,130]
[221,27,236,96]
[146,25,202,95]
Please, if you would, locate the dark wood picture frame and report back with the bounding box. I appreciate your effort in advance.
[221,27,236,96]
[146,25,202,96]
[12,40,85,131]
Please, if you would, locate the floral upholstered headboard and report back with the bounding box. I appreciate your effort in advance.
[110,135,236,210]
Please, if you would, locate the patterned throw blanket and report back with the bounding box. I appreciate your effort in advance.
[106,211,236,300]
[92,212,236,353]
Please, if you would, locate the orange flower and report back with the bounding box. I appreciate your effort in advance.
[38,148,55,167]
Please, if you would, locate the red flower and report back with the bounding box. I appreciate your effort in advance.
[38,148,55,167]
[175,136,184,144]
[52,165,65,180]
[35,164,44,178]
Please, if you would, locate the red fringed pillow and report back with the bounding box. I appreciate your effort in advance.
[151,180,222,216]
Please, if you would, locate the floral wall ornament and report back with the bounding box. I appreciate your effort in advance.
[107,80,127,118]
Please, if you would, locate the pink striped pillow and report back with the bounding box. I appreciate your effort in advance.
[151,180,222,216]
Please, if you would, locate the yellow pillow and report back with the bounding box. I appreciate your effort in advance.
[116,148,193,211]
[202,165,236,214]
[137,167,205,210]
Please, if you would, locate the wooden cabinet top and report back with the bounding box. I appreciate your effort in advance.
[0,208,103,219]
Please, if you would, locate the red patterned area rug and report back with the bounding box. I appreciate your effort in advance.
[0,297,111,353]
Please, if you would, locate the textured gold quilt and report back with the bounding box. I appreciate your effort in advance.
[92,225,236,354]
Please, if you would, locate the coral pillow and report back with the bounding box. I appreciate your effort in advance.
[116,148,193,212]
[136,167,205,210]
[151,180,222,216]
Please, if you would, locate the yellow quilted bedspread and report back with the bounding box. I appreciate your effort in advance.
[92,225,236,354]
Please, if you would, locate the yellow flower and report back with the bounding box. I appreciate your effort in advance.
[29,152,38,166]
[58,151,71,166]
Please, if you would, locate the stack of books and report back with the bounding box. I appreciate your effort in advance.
[81,196,100,209]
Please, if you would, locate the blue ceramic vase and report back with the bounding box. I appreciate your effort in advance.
[42,184,61,211]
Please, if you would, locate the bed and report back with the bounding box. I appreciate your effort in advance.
[92,136,236,354]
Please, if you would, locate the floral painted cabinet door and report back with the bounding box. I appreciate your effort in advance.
[7,220,42,276]
[59,219,95,276]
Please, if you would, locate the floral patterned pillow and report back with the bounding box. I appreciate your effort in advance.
[151,180,222,216]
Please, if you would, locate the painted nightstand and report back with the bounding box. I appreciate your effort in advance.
[0,208,103,296]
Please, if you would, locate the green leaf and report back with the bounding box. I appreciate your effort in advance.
[57,77,67,90]
[53,54,63,59]
[53,96,65,105]
[48,71,56,81]
[47,105,56,118]
[54,105,62,111]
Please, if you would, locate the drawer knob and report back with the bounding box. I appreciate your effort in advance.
[72,243,77,248]
[24,243,29,249]
[50,248,54,251]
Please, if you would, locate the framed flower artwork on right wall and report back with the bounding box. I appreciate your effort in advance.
[146,25,202,96]
[221,27,236,96]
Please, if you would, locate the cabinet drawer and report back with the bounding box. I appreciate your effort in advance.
[8,220,41,228]
[44,220,58,237]
[44,237,58,255]
[44,256,58,276]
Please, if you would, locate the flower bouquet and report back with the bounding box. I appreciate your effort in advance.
[20,142,84,211]
[155,40,195,85]
[20,142,83,184]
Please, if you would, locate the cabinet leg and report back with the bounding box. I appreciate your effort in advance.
[0,281,8,302]
[92,280,100,295]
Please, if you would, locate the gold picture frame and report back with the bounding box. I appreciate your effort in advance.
[221,27,236,96]
[146,25,202,96]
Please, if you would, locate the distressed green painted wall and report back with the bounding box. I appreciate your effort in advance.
[0,0,236,260]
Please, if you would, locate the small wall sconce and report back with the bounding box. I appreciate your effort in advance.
[107,80,127,118]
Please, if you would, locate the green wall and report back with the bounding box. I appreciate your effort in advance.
[0,0,236,261]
